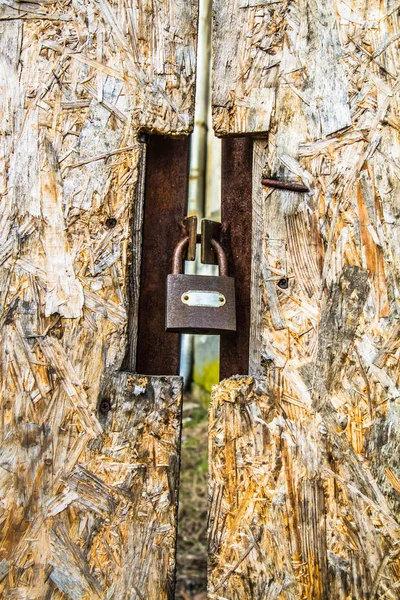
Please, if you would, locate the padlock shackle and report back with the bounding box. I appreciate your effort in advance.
[172,235,229,276]
[172,236,190,275]
[211,238,228,276]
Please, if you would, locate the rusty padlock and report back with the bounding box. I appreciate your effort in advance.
[165,236,236,334]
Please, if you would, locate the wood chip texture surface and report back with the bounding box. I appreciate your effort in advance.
[0,1,196,597]
[1,372,182,598]
[210,1,400,598]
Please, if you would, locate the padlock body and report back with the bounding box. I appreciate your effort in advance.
[166,274,236,334]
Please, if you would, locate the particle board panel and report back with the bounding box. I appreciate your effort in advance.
[0,1,197,596]
[212,1,351,137]
[209,376,400,599]
[211,2,400,597]
[0,372,183,599]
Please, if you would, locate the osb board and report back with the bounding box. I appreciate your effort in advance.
[250,0,400,519]
[212,0,352,136]
[209,377,400,599]
[0,373,183,599]
[0,0,198,406]
[0,2,195,597]
[0,0,197,135]
[210,1,400,597]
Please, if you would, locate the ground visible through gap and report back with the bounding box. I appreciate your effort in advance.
[175,387,209,600]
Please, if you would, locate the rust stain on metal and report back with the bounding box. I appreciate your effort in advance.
[220,137,253,380]
[136,136,191,376]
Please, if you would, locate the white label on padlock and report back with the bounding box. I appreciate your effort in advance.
[181,290,226,307]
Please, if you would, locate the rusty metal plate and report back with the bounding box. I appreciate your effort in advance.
[220,137,253,379]
[135,135,190,376]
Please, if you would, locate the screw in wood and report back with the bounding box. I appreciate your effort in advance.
[99,399,111,414]
[278,278,289,289]
[105,217,117,229]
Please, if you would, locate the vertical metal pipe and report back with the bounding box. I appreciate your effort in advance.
[187,0,212,218]
[180,0,212,386]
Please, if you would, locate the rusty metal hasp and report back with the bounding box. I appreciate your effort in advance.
[183,215,198,261]
[201,219,222,265]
